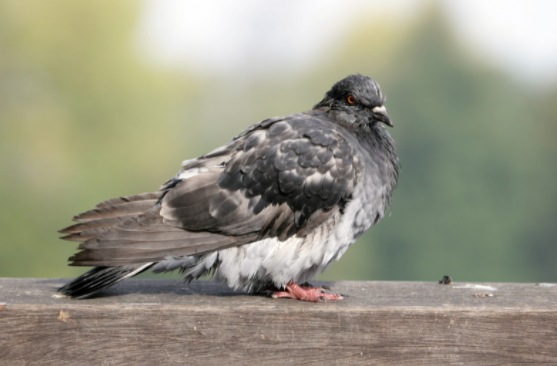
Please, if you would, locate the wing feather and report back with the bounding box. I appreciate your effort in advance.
[63,111,361,267]
[161,112,360,239]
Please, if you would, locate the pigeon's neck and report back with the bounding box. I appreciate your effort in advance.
[360,124,400,191]
[367,124,396,154]
[311,109,399,180]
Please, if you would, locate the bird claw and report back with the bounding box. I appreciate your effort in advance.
[271,281,345,303]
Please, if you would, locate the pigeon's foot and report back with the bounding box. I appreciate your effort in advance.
[271,281,344,303]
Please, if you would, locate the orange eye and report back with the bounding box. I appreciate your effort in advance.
[347,95,356,104]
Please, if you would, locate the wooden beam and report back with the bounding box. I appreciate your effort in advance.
[1,278,556,365]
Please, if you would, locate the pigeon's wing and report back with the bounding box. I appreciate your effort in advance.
[161,113,360,240]
[64,113,360,266]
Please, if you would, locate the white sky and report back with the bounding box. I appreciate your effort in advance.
[137,0,557,86]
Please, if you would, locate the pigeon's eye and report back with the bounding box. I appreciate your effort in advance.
[347,95,356,105]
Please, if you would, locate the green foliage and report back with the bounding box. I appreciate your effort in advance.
[0,1,192,278]
[319,9,557,282]
[1,3,556,283]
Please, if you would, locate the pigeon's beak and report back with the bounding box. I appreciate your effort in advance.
[372,106,393,127]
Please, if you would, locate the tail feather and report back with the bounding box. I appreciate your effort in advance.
[58,263,153,299]
[94,192,162,209]
[59,216,137,236]
[72,200,159,222]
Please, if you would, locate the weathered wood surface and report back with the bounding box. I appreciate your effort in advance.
[1,278,556,365]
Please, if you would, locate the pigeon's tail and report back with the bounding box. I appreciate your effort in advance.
[58,263,154,299]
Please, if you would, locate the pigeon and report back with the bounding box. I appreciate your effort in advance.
[58,74,399,302]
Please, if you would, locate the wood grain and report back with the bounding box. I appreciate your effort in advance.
[1,278,556,365]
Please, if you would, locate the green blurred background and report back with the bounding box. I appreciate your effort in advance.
[1,1,556,283]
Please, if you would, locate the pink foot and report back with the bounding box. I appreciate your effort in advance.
[271,281,344,302]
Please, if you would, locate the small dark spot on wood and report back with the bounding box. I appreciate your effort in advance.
[439,276,452,285]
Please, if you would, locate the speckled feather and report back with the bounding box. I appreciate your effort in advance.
[58,74,399,297]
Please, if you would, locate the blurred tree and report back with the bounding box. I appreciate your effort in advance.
[0,0,192,277]
[318,7,557,282]
[522,88,557,280]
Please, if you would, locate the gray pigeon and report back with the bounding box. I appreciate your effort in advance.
[58,74,399,302]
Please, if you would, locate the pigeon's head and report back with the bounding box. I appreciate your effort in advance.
[314,74,393,128]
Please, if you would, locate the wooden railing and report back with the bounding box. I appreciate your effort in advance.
[1,278,556,365]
